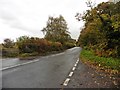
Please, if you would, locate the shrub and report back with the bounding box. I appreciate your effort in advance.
[64,42,75,49]
[50,42,63,51]
[20,52,39,57]
[2,48,19,57]
[17,37,63,55]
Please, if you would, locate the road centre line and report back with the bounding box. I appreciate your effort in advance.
[1,64,21,71]
[1,59,39,71]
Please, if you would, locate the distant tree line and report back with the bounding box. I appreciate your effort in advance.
[2,15,76,58]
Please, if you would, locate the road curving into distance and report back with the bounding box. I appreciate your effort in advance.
[2,47,81,88]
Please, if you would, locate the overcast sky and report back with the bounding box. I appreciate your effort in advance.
[0,0,108,43]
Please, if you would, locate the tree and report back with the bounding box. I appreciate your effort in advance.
[41,15,71,44]
[76,1,120,57]
[16,36,29,43]
[2,38,14,48]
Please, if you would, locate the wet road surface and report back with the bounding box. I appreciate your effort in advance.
[2,47,81,88]
[2,58,28,69]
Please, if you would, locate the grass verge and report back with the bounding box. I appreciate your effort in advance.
[80,49,120,74]
[18,50,65,60]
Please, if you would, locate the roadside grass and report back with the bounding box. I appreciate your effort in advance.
[18,49,65,60]
[80,49,120,73]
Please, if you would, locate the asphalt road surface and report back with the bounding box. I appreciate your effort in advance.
[2,58,29,69]
[2,47,81,88]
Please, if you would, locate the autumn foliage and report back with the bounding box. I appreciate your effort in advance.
[76,1,120,58]
[16,36,63,54]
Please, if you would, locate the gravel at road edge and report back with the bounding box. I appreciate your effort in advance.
[65,60,119,88]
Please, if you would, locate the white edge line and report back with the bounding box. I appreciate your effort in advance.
[76,61,78,64]
[76,60,79,63]
[1,59,39,71]
[74,63,77,67]
[63,78,70,86]
[62,59,79,86]
[69,72,74,77]
[72,67,76,71]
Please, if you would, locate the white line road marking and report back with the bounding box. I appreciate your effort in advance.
[63,78,70,86]
[1,63,23,71]
[74,63,77,67]
[1,59,40,71]
[62,59,79,86]
[72,67,76,71]
[50,52,64,57]
[76,61,78,64]
[69,72,74,77]
[76,59,79,64]
[76,60,79,63]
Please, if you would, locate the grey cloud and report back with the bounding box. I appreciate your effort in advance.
[0,0,108,42]
[0,12,15,21]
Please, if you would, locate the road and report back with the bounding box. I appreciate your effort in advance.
[2,58,29,69]
[2,47,81,88]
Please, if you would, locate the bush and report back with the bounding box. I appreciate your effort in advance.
[64,42,75,49]
[20,52,39,57]
[50,42,63,51]
[2,48,19,57]
[17,38,63,55]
